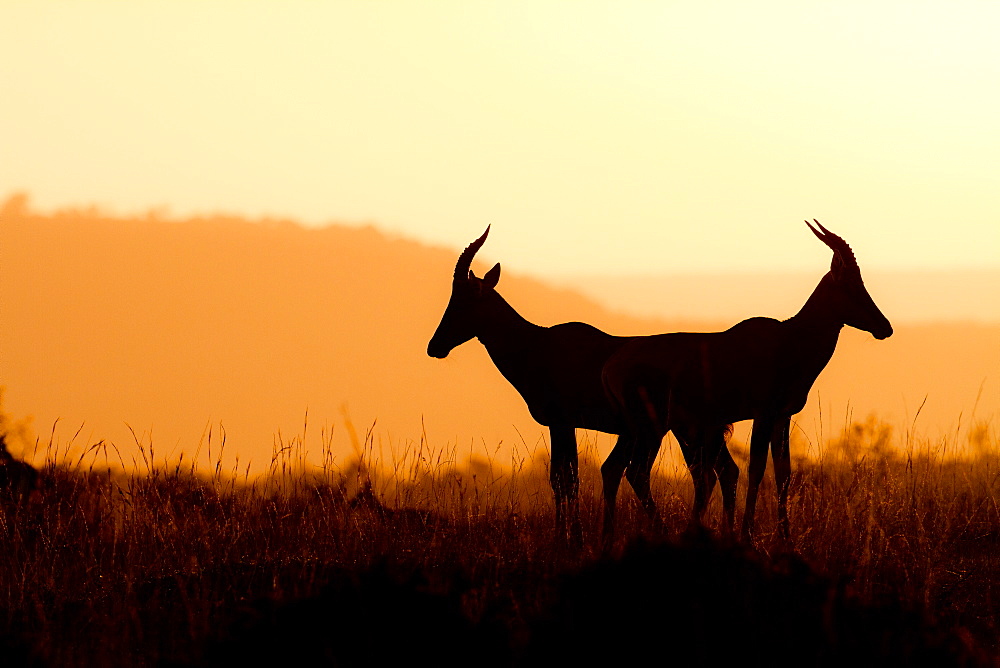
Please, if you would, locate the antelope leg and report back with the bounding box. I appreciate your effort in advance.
[741,417,774,541]
[600,433,634,543]
[772,418,792,540]
[549,425,580,540]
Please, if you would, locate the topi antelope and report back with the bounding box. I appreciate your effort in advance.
[601,220,892,541]
[0,433,39,505]
[427,226,737,541]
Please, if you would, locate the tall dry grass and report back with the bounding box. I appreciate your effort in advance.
[0,412,996,666]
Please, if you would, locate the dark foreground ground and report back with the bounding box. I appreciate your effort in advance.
[191,532,982,668]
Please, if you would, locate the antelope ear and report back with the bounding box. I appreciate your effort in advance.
[483,263,501,289]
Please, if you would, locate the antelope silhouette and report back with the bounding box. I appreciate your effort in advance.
[601,220,892,541]
[0,433,39,505]
[427,227,624,538]
[427,227,737,540]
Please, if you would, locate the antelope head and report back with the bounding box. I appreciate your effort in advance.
[427,226,502,358]
[806,219,893,340]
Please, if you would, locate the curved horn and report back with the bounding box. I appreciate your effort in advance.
[805,219,858,271]
[454,225,491,279]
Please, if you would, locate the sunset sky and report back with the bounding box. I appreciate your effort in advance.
[2,1,998,276]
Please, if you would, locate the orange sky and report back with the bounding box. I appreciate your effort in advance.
[1,203,996,476]
[1,3,997,476]
[1,2,998,276]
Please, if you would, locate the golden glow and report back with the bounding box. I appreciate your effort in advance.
[1,3,998,472]
[1,202,996,473]
[1,1,997,275]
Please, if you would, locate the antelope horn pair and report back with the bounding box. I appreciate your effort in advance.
[454,225,491,279]
[805,219,858,272]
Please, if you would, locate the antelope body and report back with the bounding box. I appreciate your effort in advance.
[427,227,634,536]
[601,221,893,540]
[428,228,738,537]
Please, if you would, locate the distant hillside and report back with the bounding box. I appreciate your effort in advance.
[1,196,997,472]
[0,197,661,471]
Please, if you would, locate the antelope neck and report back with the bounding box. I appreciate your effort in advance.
[782,277,845,367]
[474,292,544,360]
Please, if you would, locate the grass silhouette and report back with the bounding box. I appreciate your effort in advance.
[0,414,995,666]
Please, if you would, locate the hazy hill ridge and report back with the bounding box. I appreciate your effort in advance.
[561,270,1000,325]
[1,196,996,471]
